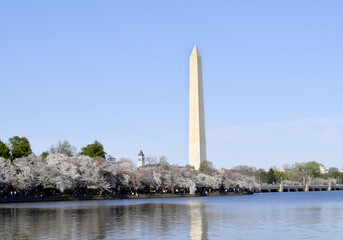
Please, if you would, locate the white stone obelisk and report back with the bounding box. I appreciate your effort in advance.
[189,45,207,170]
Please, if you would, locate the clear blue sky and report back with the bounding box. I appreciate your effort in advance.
[1,1,343,170]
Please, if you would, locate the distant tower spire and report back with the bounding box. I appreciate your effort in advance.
[189,45,207,170]
[138,150,145,168]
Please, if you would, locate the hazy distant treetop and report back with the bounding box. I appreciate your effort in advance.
[49,140,77,157]
[232,165,257,176]
[146,156,157,165]
[106,155,116,163]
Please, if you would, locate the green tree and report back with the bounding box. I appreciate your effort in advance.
[267,168,276,184]
[336,173,343,184]
[274,170,286,183]
[0,140,11,159]
[199,160,213,172]
[9,136,32,159]
[41,151,49,159]
[328,167,340,179]
[319,173,329,179]
[255,168,268,184]
[292,161,321,185]
[79,140,106,158]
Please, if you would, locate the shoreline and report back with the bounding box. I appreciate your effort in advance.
[0,192,252,204]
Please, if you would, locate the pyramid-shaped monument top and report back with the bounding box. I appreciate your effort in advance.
[191,45,201,58]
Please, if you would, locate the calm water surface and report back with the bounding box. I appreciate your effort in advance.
[1,191,343,240]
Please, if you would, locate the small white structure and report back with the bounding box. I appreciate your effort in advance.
[319,164,328,174]
[138,150,145,168]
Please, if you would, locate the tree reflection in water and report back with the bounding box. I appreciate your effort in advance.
[3,192,343,240]
[0,200,208,240]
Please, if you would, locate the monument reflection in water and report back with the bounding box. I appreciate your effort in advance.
[189,201,208,240]
[0,199,208,240]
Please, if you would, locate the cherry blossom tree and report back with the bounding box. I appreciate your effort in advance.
[0,154,259,195]
[0,157,17,189]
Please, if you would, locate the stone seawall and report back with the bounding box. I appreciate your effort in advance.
[0,192,252,204]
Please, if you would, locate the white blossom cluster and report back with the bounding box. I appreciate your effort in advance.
[0,155,258,193]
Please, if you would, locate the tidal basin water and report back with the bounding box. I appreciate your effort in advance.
[1,191,343,240]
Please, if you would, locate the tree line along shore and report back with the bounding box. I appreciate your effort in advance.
[1,136,342,203]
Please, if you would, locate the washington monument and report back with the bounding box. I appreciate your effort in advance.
[189,45,207,170]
